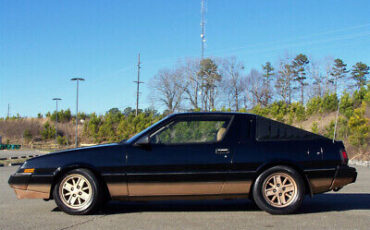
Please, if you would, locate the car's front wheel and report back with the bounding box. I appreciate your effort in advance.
[53,169,101,215]
[252,166,305,214]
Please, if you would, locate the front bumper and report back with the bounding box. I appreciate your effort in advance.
[8,173,51,199]
[330,165,357,190]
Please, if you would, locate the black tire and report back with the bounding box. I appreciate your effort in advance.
[252,166,305,215]
[53,169,102,215]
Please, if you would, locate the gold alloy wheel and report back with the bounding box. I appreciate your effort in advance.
[59,174,93,210]
[262,172,298,208]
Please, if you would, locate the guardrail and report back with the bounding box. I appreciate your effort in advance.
[0,144,21,150]
[28,143,59,150]
[0,154,40,167]
[0,154,39,161]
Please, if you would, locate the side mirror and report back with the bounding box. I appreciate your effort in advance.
[134,135,150,147]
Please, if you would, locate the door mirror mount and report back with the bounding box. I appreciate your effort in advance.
[134,135,150,147]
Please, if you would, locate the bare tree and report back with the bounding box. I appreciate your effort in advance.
[181,59,202,110]
[309,61,325,98]
[275,61,294,104]
[246,69,265,106]
[150,68,185,113]
[220,57,245,111]
[323,57,334,94]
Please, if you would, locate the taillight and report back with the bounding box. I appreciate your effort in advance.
[341,149,348,165]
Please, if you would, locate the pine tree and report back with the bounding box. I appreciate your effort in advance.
[330,58,349,94]
[198,58,221,111]
[261,62,274,106]
[351,62,369,89]
[292,54,309,104]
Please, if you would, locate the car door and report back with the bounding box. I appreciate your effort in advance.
[125,114,234,196]
[226,115,259,194]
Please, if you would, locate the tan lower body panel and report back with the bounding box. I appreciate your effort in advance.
[107,181,251,198]
[129,182,223,196]
[221,181,251,194]
[117,194,250,201]
[107,183,129,197]
[11,184,50,199]
[308,178,333,193]
[27,184,51,194]
[331,177,354,189]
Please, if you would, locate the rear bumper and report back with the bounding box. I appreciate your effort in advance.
[8,173,50,199]
[330,165,357,190]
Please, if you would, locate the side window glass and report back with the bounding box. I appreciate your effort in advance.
[150,119,229,144]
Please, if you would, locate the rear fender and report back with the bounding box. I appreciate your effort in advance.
[252,160,313,197]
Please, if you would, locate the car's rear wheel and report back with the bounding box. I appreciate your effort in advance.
[252,166,305,214]
[53,169,101,215]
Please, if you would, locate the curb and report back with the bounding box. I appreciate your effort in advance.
[0,154,40,167]
[349,160,370,168]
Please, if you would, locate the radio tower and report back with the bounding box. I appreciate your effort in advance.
[200,0,206,59]
[134,53,144,116]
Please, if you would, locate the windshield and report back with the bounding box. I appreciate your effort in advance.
[124,116,170,144]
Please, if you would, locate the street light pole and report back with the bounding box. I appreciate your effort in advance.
[52,98,62,142]
[71,78,85,148]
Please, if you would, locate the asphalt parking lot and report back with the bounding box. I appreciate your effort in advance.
[1,165,369,230]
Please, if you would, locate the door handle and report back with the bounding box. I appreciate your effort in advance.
[215,148,230,154]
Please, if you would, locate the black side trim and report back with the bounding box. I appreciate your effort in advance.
[102,170,256,183]
[336,166,357,182]
[29,174,54,184]
[8,173,31,185]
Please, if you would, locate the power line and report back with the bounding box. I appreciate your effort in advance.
[134,53,144,116]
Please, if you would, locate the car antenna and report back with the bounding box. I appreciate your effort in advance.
[333,99,340,143]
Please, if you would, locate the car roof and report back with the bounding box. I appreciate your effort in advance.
[169,112,256,117]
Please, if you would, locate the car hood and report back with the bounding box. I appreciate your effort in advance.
[19,142,127,171]
[30,143,122,160]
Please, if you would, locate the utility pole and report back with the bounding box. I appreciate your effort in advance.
[52,98,62,142]
[71,77,85,148]
[200,0,206,59]
[7,103,10,118]
[134,53,144,116]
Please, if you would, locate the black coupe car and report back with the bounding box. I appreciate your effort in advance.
[8,112,357,215]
